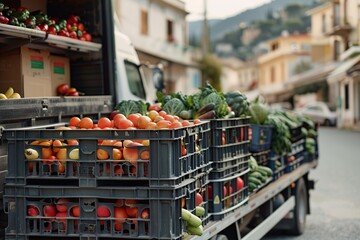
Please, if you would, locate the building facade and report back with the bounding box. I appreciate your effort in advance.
[257,34,312,103]
[113,0,201,97]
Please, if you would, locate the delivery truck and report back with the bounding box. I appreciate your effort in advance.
[0,0,318,239]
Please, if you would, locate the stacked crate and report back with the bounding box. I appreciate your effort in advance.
[208,118,250,221]
[3,122,212,239]
[285,139,305,173]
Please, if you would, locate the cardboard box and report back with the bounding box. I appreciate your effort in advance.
[50,55,71,96]
[0,47,52,97]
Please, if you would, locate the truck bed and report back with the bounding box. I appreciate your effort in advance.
[187,160,318,240]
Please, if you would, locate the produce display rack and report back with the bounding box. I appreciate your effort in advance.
[0,24,101,53]
[4,171,210,240]
[4,122,211,187]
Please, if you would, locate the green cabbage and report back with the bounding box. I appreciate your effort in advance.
[162,98,186,116]
[115,100,148,117]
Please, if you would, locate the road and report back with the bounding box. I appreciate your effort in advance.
[264,127,360,240]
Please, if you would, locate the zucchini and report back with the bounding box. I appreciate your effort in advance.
[248,176,262,186]
[181,208,202,227]
[195,206,205,217]
[257,166,273,177]
[249,156,258,172]
[187,225,203,236]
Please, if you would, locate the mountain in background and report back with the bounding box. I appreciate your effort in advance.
[189,0,317,41]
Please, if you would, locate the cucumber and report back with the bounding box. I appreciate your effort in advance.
[257,166,273,177]
[249,182,257,191]
[187,225,203,236]
[248,176,262,186]
[195,206,205,217]
[181,208,202,227]
[249,172,262,179]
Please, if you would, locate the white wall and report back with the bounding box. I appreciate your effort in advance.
[221,67,240,92]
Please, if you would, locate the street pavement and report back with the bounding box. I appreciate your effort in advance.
[264,127,360,240]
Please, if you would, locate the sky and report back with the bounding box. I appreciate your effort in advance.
[183,0,272,21]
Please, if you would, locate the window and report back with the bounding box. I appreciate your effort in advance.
[271,42,279,51]
[301,44,311,51]
[322,14,326,33]
[290,43,297,52]
[270,67,275,83]
[167,20,174,42]
[140,10,148,35]
[345,83,349,110]
[125,61,146,99]
[334,40,341,61]
[307,106,323,112]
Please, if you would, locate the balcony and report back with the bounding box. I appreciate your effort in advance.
[258,47,310,64]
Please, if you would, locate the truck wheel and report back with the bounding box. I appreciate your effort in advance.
[289,177,307,235]
[324,119,331,126]
[215,235,228,240]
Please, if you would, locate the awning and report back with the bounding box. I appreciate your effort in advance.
[327,55,360,84]
[287,62,339,88]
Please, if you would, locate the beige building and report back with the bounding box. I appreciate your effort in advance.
[238,57,259,92]
[287,0,360,128]
[258,34,312,102]
[219,57,243,92]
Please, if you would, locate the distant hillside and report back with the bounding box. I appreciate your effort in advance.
[188,0,317,41]
[188,19,220,40]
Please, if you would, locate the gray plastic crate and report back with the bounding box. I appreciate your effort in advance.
[4,122,210,187]
[210,154,249,180]
[269,153,286,182]
[208,169,249,221]
[4,172,210,240]
[209,117,250,162]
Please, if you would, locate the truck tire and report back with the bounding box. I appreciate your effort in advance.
[289,177,307,235]
[215,235,228,240]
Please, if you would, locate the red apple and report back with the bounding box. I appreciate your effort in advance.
[43,204,57,218]
[229,186,233,195]
[125,199,138,218]
[56,198,70,212]
[141,208,150,219]
[208,185,213,200]
[195,192,203,206]
[97,205,111,217]
[56,212,68,229]
[109,110,120,120]
[57,83,69,95]
[27,205,39,216]
[71,205,80,217]
[223,185,228,197]
[236,177,244,191]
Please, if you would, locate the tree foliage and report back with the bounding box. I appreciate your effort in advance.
[198,54,222,91]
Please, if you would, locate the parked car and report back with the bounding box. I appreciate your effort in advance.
[297,102,337,126]
[269,102,292,112]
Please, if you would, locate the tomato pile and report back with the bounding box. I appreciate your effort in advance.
[0,4,92,41]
